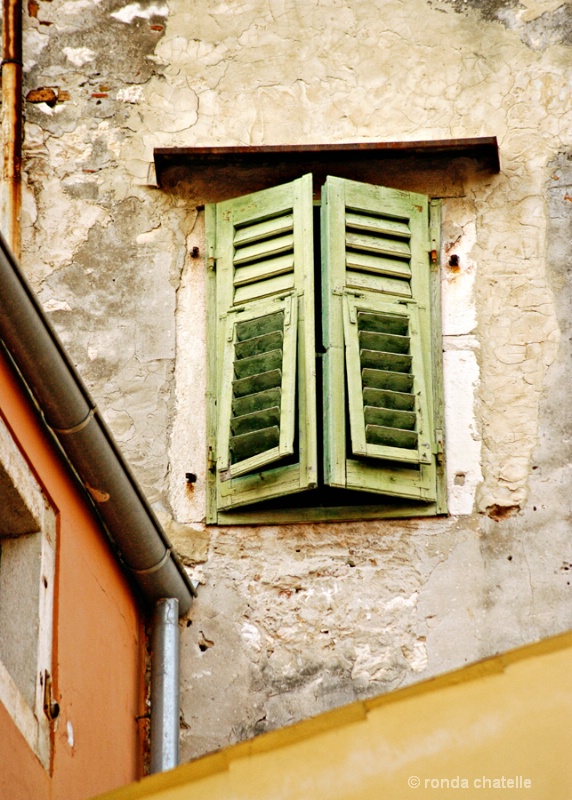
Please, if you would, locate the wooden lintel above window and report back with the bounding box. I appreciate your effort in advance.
[153,137,500,201]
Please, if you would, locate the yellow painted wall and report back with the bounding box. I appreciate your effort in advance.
[93,631,572,800]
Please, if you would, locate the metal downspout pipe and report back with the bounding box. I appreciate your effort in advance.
[1,0,22,258]
[150,598,180,773]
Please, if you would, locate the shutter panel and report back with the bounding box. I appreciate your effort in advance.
[208,174,317,518]
[322,176,438,501]
[343,295,432,465]
[216,294,297,479]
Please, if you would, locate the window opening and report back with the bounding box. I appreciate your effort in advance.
[207,173,446,523]
[0,418,55,767]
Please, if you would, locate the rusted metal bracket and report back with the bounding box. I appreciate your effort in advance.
[43,671,60,722]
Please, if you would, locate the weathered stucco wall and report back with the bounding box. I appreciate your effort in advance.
[11,0,572,763]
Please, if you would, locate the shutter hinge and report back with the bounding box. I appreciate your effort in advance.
[207,446,216,473]
[334,285,365,297]
[433,430,444,464]
[207,245,216,271]
[43,671,60,722]
[346,294,357,324]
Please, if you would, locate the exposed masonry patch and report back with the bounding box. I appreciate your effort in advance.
[111,3,168,24]
[486,504,521,521]
[117,86,145,103]
[22,28,48,73]
[62,46,96,67]
[436,0,572,48]
[23,5,166,94]
[26,87,58,107]
[520,5,572,48]
[436,0,521,22]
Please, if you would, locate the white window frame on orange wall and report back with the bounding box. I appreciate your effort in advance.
[0,415,56,769]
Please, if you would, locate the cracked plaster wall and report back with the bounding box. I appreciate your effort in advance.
[7,0,572,763]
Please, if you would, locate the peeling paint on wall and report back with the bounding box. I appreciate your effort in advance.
[437,0,572,49]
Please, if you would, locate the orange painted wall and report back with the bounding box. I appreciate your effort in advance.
[0,347,146,800]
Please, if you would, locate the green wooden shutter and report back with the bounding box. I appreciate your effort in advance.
[322,176,439,502]
[207,174,317,519]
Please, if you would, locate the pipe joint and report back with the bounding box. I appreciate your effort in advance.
[51,407,96,436]
[128,547,173,576]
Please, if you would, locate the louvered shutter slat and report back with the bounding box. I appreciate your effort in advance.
[232,368,282,399]
[231,406,281,437]
[345,270,413,298]
[233,213,294,245]
[361,368,414,393]
[364,406,417,430]
[232,387,281,417]
[345,212,410,238]
[365,425,418,450]
[359,329,409,352]
[234,274,295,305]
[234,254,295,288]
[346,231,411,259]
[236,311,283,338]
[230,426,280,464]
[346,251,412,279]
[233,349,283,379]
[362,387,415,411]
[234,330,284,358]
[360,350,413,372]
[234,233,294,266]
[358,312,409,335]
